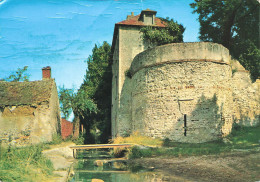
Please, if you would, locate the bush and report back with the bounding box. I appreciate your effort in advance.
[112,131,162,147]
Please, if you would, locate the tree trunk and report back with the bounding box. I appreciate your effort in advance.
[222,1,242,49]
[73,115,80,138]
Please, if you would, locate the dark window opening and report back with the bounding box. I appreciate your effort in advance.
[184,114,187,136]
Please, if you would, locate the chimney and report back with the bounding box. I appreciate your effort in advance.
[126,12,135,20]
[42,66,51,80]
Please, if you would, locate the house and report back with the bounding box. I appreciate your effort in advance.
[0,66,61,146]
[111,10,260,143]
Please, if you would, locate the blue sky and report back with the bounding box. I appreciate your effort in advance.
[0,0,200,89]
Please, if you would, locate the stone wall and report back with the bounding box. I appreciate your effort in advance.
[115,42,235,143]
[113,41,259,143]
[0,105,36,145]
[131,61,233,143]
[129,42,233,143]
[232,71,260,126]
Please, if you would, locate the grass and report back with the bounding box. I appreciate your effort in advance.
[0,133,80,182]
[112,131,163,147]
[0,144,54,182]
[112,125,260,159]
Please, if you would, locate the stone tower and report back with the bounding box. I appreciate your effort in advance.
[111,10,260,143]
[111,9,166,138]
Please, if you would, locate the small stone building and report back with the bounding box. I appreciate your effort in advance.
[111,10,260,143]
[0,67,61,146]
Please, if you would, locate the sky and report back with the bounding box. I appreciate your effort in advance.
[0,0,200,89]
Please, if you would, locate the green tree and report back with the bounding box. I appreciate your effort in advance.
[2,66,30,82]
[58,86,97,138]
[79,41,112,143]
[190,0,260,80]
[140,17,185,46]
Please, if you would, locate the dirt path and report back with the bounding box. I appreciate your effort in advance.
[129,149,260,182]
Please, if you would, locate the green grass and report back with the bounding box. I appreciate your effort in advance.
[0,133,84,181]
[0,144,54,182]
[227,124,260,149]
[129,124,260,159]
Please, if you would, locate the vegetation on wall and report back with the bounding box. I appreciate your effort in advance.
[190,0,260,80]
[1,66,30,82]
[140,17,185,46]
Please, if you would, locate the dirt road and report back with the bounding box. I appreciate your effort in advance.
[129,149,260,182]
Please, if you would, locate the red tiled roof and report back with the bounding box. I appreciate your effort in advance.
[116,14,167,27]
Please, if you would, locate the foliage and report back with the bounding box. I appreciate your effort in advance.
[72,133,85,145]
[140,17,185,46]
[48,133,63,145]
[79,41,112,144]
[1,66,30,82]
[58,86,97,120]
[0,144,53,182]
[112,131,163,147]
[190,0,260,80]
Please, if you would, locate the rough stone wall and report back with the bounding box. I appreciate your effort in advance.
[0,81,60,146]
[0,105,36,145]
[113,41,259,142]
[232,71,260,126]
[131,61,233,143]
[31,81,60,144]
[116,42,234,143]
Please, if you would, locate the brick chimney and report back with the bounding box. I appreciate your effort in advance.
[126,12,135,20]
[42,66,51,80]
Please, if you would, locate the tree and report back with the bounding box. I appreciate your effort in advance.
[140,17,185,46]
[2,66,30,82]
[79,41,112,143]
[190,0,260,80]
[58,86,97,138]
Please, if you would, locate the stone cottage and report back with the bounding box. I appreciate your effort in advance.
[111,9,260,143]
[0,67,61,146]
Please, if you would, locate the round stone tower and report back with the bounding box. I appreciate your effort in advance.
[129,42,233,143]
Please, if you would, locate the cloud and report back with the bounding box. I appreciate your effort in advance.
[48,16,68,19]
[0,0,7,5]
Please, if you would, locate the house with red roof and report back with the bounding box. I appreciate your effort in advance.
[111,9,167,138]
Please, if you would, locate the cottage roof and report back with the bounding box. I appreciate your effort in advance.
[0,79,55,106]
